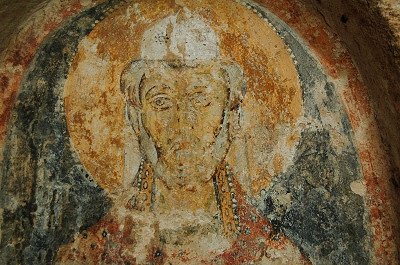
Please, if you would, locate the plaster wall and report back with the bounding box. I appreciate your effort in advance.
[0,0,399,264]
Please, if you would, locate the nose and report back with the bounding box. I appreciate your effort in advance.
[173,102,197,131]
[167,103,197,151]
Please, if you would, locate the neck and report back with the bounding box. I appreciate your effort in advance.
[153,175,219,216]
[154,158,218,189]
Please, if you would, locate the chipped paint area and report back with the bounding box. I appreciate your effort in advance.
[0,0,397,264]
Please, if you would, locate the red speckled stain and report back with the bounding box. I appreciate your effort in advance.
[7,32,39,67]
[0,0,85,146]
[61,1,83,18]
[0,74,9,93]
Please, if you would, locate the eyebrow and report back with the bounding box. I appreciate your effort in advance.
[189,85,210,95]
[144,84,171,100]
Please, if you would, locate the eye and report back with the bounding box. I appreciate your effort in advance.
[190,91,211,107]
[149,94,173,111]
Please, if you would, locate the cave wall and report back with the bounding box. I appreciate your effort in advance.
[0,0,399,264]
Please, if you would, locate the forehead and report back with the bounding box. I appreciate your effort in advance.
[143,61,227,82]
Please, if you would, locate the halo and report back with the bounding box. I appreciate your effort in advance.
[63,0,303,195]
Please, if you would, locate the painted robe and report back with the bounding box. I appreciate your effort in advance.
[56,162,310,264]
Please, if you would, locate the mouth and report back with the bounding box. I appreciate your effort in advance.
[162,138,209,163]
[169,138,194,152]
[174,149,192,157]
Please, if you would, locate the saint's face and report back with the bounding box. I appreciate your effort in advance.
[140,61,228,186]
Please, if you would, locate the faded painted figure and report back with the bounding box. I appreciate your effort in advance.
[57,10,310,264]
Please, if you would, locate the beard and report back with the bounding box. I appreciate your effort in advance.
[154,137,219,188]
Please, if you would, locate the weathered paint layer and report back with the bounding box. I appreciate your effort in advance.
[0,0,396,264]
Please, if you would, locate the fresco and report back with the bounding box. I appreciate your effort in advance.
[0,0,372,264]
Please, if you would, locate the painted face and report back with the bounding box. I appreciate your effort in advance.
[140,61,229,186]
